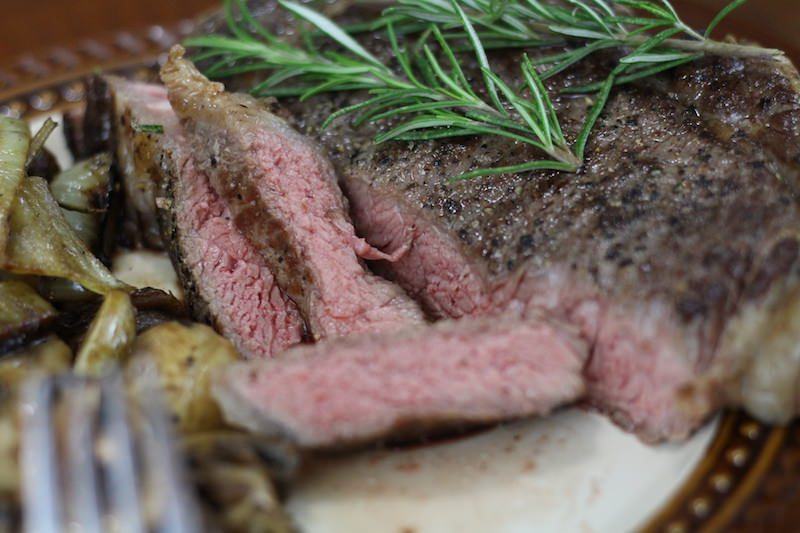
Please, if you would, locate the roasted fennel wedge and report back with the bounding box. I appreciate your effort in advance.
[50,153,112,249]
[60,209,100,249]
[0,281,57,354]
[182,431,298,533]
[126,322,239,433]
[0,335,72,392]
[0,118,29,260]
[25,118,57,170]
[3,177,128,294]
[49,153,112,213]
[74,289,136,375]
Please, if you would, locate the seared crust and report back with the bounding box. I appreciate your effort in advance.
[192,2,800,435]
[158,56,319,320]
[161,48,424,340]
[152,152,219,329]
[200,2,800,341]
[101,75,218,328]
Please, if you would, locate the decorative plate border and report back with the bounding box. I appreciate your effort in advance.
[1,20,798,533]
[643,412,788,532]
[0,19,201,118]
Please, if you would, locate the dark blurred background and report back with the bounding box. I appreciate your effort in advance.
[0,0,797,63]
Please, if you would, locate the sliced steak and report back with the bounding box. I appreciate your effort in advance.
[309,61,800,441]
[160,48,425,341]
[197,2,800,441]
[103,79,168,250]
[214,313,588,448]
[105,77,304,358]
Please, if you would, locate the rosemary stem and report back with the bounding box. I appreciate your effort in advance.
[194,0,775,180]
[624,35,785,60]
[548,145,581,169]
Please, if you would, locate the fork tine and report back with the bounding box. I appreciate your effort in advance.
[99,375,146,533]
[20,376,61,533]
[20,372,201,533]
[62,375,103,532]
[136,392,201,533]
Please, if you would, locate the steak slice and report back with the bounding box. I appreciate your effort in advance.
[105,76,304,358]
[303,60,800,441]
[213,312,588,448]
[196,2,800,441]
[99,78,166,250]
[160,48,425,341]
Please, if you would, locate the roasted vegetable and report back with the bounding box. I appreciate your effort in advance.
[0,336,72,401]
[3,177,128,294]
[0,118,29,259]
[0,408,17,530]
[128,287,186,319]
[126,322,238,432]
[49,153,111,213]
[26,148,60,182]
[25,118,57,171]
[0,281,57,355]
[74,290,136,375]
[112,251,184,300]
[128,287,187,332]
[55,287,186,348]
[37,278,96,306]
[60,209,100,249]
[182,432,298,533]
[96,175,123,266]
[49,153,112,250]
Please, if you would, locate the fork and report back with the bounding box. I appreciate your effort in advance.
[19,372,201,533]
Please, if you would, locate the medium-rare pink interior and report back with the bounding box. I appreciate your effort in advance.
[110,77,304,358]
[172,156,305,358]
[242,128,425,338]
[344,183,716,441]
[345,177,494,319]
[160,48,425,341]
[214,313,589,448]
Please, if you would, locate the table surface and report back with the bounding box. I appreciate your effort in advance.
[0,0,217,61]
[1,0,797,66]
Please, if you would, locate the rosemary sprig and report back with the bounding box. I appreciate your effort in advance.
[379,0,784,83]
[186,0,782,180]
[187,0,581,176]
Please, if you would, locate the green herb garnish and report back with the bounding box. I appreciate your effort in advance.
[134,124,165,134]
[185,0,784,179]
[376,0,784,90]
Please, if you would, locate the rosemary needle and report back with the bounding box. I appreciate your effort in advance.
[187,0,580,177]
[186,0,782,180]
[378,0,785,82]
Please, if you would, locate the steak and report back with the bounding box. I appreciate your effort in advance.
[214,312,587,448]
[198,2,800,441]
[106,80,168,250]
[104,76,304,358]
[160,48,425,341]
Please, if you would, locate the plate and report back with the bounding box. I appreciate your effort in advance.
[4,7,800,532]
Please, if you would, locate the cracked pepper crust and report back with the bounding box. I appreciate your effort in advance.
[198,1,800,345]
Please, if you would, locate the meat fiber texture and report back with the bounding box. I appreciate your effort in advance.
[160,47,425,341]
[197,1,800,442]
[105,76,304,359]
[214,313,588,448]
